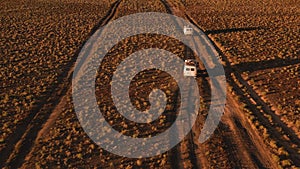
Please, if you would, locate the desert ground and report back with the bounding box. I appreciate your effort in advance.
[0,0,299,168]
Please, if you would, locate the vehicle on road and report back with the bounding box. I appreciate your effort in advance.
[183,59,199,77]
[183,25,193,35]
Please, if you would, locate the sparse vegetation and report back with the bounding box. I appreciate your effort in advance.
[184,0,300,167]
[0,0,113,165]
[1,0,299,168]
[184,0,300,134]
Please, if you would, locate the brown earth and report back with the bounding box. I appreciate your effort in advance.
[1,0,299,168]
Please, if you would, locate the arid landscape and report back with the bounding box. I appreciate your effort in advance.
[0,0,299,168]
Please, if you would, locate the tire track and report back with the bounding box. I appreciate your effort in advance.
[1,0,122,168]
[161,0,281,168]
[183,11,277,169]
[182,3,299,168]
[161,0,206,168]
